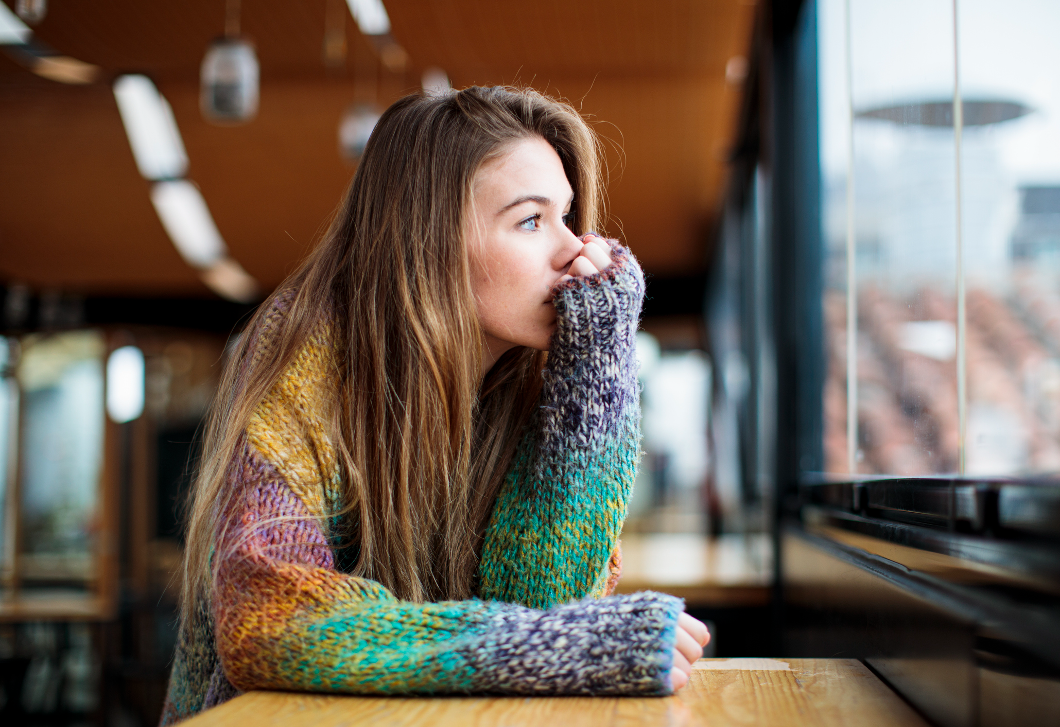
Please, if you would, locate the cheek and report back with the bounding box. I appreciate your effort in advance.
[473,246,536,304]
[471,247,554,343]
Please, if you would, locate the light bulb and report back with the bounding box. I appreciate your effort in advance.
[16,0,46,25]
[113,75,189,181]
[107,345,145,424]
[201,37,259,123]
[339,104,381,162]
[421,67,450,96]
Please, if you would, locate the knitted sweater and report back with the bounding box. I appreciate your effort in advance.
[159,243,682,725]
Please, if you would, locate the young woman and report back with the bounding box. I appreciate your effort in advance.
[161,85,709,725]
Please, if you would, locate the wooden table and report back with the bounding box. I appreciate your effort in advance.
[183,659,928,727]
[615,534,772,607]
[0,590,115,622]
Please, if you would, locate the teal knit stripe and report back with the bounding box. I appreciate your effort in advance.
[479,406,640,609]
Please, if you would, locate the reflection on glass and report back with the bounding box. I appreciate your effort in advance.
[17,331,105,581]
[0,338,16,571]
[960,0,1060,475]
[820,0,960,475]
[819,0,1060,477]
[628,332,713,533]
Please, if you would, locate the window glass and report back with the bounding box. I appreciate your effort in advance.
[0,338,15,573]
[818,0,1060,477]
[958,0,1060,474]
[821,0,960,475]
[630,332,713,532]
[17,331,105,583]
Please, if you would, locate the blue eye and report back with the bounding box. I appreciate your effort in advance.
[519,214,541,231]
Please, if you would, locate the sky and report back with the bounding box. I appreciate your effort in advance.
[819,0,1060,185]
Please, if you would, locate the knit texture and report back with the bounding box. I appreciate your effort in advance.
[159,242,681,725]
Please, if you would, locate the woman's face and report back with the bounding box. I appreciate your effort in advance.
[467,136,585,368]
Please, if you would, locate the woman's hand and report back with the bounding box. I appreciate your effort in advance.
[670,612,710,691]
[558,234,613,284]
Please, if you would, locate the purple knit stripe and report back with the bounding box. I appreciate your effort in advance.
[202,663,241,709]
[220,440,336,571]
[535,243,644,468]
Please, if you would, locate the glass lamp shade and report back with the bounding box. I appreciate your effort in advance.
[200,37,259,123]
[339,104,382,162]
[16,0,47,25]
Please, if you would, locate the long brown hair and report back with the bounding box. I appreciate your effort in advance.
[180,86,605,626]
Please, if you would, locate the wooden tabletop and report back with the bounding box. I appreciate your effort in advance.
[182,659,928,727]
[0,590,115,622]
[615,533,772,607]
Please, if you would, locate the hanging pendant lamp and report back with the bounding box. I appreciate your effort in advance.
[201,0,259,123]
[15,0,46,25]
[339,103,381,162]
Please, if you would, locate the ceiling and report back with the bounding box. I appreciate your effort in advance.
[0,0,755,298]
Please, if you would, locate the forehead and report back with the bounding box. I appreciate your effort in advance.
[473,136,572,204]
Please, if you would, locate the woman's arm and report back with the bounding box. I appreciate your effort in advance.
[477,239,645,609]
[212,439,681,697]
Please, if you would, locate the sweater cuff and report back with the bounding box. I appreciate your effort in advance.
[536,241,644,461]
[549,241,646,355]
[467,591,683,696]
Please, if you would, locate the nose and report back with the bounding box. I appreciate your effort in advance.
[552,225,585,271]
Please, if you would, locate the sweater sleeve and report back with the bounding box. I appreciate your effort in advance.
[477,241,645,609]
[213,438,680,697]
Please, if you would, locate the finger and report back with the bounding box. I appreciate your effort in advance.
[675,626,703,665]
[678,612,711,648]
[579,240,612,271]
[582,233,612,252]
[568,255,600,278]
[670,667,689,691]
[584,234,621,261]
[672,647,692,675]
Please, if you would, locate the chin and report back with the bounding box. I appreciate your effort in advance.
[508,322,554,353]
[512,335,551,353]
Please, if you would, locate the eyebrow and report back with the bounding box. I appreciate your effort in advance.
[497,192,575,216]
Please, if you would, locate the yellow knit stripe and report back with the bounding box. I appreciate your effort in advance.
[246,324,341,522]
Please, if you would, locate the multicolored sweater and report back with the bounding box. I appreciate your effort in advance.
[160,243,682,724]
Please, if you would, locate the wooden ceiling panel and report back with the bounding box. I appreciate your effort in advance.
[161,79,411,288]
[19,0,381,83]
[0,0,755,295]
[389,0,746,80]
[0,79,203,293]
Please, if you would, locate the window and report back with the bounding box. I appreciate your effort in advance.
[819,0,1060,477]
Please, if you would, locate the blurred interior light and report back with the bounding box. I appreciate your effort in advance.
[106,345,145,424]
[113,75,189,181]
[16,0,46,25]
[150,180,226,268]
[636,331,661,379]
[379,41,408,72]
[323,0,348,68]
[339,103,381,162]
[201,37,259,123]
[725,56,748,86]
[345,0,390,35]
[857,99,1031,128]
[421,67,450,95]
[33,55,99,84]
[200,257,260,303]
[899,320,957,361]
[0,2,32,44]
